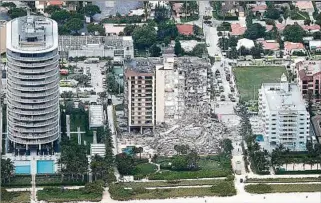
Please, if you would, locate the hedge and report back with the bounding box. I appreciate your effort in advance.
[275,170,321,175]
[245,183,321,194]
[148,170,230,180]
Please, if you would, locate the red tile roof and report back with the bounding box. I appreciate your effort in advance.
[266,24,286,32]
[176,24,194,35]
[284,41,305,52]
[48,1,63,6]
[301,24,321,31]
[251,5,267,12]
[299,69,312,80]
[296,1,313,10]
[231,23,246,36]
[259,40,280,51]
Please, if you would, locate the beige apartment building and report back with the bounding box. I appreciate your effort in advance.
[124,57,210,133]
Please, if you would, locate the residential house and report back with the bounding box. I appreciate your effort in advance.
[104,24,125,36]
[301,24,321,33]
[296,60,321,95]
[176,24,194,36]
[221,1,238,17]
[266,23,286,33]
[230,23,246,36]
[248,2,267,16]
[35,1,65,13]
[284,41,305,55]
[309,40,321,52]
[258,39,280,51]
[296,1,314,15]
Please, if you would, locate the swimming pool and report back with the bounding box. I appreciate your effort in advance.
[15,165,31,174]
[255,134,264,142]
[37,160,54,174]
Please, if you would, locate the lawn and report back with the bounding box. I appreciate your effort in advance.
[233,66,287,101]
[37,188,102,202]
[3,192,30,203]
[245,183,321,194]
[70,112,93,144]
[133,163,158,176]
[110,181,236,200]
[36,175,86,186]
[290,10,309,20]
[246,177,321,183]
[3,175,31,187]
[121,179,229,188]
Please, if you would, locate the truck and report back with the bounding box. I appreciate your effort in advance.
[235,161,242,175]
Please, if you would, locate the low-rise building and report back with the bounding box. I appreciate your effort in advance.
[309,40,321,51]
[258,39,280,51]
[296,1,314,15]
[104,24,125,36]
[259,74,310,151]
[284,41,305,55]
[230,23,246,36]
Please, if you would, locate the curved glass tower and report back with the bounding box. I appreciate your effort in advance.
[6,15,59,151]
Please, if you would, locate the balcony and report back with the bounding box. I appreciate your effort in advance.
[7,133,59,145]
[8,123,58,133]
[10,106,59,116]
[7,93,59,104]
[10,77,59,86]
[7,82,59,92]
[8,112,58,121]
[8,63,58,74]
[8,69,58,80]
[7,55,59,68]
[7,50,58,62]
[8,88,58,98]
[11,119,59,128]
[8,129,59,140]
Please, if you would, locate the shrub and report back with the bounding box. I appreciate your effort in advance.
[245,184,272,194]
[225,175,235,181]
[109,184,132,201]
[211,181,236,196]
[148,170,230,180]
[275,170,321,175]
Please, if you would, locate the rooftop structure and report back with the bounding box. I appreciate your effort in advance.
[284,41,305,55]
[258,40,280,51]
[258,74,310,151]
[6,15,60,152]
[231,23,246,36]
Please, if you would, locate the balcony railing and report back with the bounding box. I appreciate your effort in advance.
[8,99,58,110]
[7,56,59,68]
[8,88,58,98]
[8,112,58,121]
[7,50,58,62]
[8,63,58,73]
[7,82,59,92]
[8,123,58,133]
[8,130,59,140]
[7,93,59,104]
[11,119,59,128]
[7,133,59,144]
[10,106,59,116]
[10,77,59,86]
[8,69,58,80]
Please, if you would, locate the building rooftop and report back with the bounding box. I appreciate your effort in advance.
[258,40,280,51]
[125,57,163,77]
[89,105,104,128]
[176,24,194,36]
[231,23,246,36]
[261,81,306,112]
[297,60,321,79]
[6,15,58,53]
[296,1,314,10]
[284,41,305,52]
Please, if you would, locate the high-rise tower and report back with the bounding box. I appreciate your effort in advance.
[6,15,60,152]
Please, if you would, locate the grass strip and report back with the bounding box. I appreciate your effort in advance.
[246,177,321,183]
[245,183,321,194]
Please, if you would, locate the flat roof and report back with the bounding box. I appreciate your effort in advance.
[6,15,58,53]
[89,105,104,128]
[261,83,306,112]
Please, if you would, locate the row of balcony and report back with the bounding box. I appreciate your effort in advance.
[7,50,58,62]
[8,129,59,140]
[8,99,58,110]
[7,81,59,92]
[8,69,58,80]
[9,106,59,116]
[8,62,58,74]
[7,93,59,104]
[7,55,59,68]
[8,123,58,133]
[10,77,59,86]
[8,111,58,122]
[7,133,59,145]
[9,118,59,128]
[8,87,58,98]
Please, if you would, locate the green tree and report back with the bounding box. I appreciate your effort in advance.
[244,23,266,40]
[44,5,61,14]
[313,31,321,40]
[149,44,162,57]
[51,10,71,24]
[191,44,207,57]
[69,74,90,85]
[304,19,311,26]
[154,3,170,23]
[250,43,264,59]
[123,24,137,36]
[174,39,183,56]
[186,150,199,170]
[182,1,198,15]
[220,139,234,154]
[265,8,280,20]
[8,8,27,19]
[115,153,135,175]
[283,24,305,42]
[87,23,105,35]
[132,25,157,50]
[1,158,14,183]
[1,2,16,9]
[157,22,178,41]
[65,18,83,34]
[58,136,88,181]
[90,155,109,181]
[172,155,188,171]
[82,4,101,17]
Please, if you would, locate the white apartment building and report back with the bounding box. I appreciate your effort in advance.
[6,15,60,153]
[258,74,310,151]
